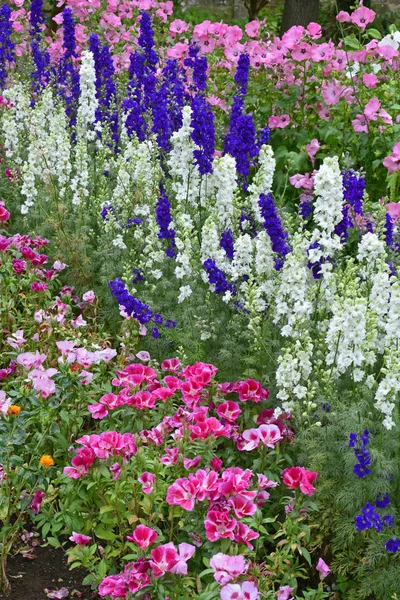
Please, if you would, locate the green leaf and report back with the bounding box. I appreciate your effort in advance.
[42,522,51,538]
[95,526,117,541]
[47,537,61,549]
[300,546,312,566]
[343,36,362,50]
[367,28,382,40]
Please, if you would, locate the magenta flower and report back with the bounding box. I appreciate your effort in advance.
[166,477,197,511]
[234,522,260,549]
[277,586,295,600]
[69,532,92,546]
[229,494,257,518]
[30,489,45,515]
[204,510,237,542]
[216,400,242,422]
[350,6,375,30]
[169,542,196,575]
[127,525,158,549]
[138,472,155,494]
[210,553,247,585]
[220,581,259,600]
[82,290,95,303]
[98,575,127,598]
[150,543,179,578]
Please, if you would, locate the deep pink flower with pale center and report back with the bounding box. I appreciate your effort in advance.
[150,543,179,578]
[138,472,155,494]
[69,531,92,546]
[216,400,242,422]
[166,477,197,511]
[127,525,158,549]
[204,510,237,542]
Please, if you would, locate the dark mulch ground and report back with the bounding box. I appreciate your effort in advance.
[0,546,98,600]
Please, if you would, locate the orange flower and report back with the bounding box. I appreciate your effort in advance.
[39,455,54,468]
[7,405,21,416]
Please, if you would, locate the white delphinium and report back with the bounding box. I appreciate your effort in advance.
[132,140,159,204]
[374,351,400,430]
[168,106,200,206]
[253,230,276,311]
[112,234,127,250]
[309,156,343,268]
[48,102,72,197]
[273,233,314,337]
[325,280,376,381]
[356,232,387,277]
[76,50,98,140]
[70,137,90,207]
[1,84,30,164]
[201,216,227,266]
[139,218,167,282]
[384,280,400,345]
[174,212,194,303]
[248,144,276,223]
[230,234,253,282]
[211,154,237,228]
[368,265,392,353]
[276,337,314,412]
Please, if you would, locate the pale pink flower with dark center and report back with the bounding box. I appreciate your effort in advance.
[351,6,375,30]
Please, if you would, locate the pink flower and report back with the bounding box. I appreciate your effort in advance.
[109,462,121,480]
[183,455,201,470]
[169,542,196,575]
[44,588,69,600]
[166,478,197,511]
[210,457,223,471]
[236,379,268,402]
[69,532,92,545]
[241,428,260,451]
[78,370,93,385]
[127,525,158,549]
[7,329,26,349]
[17,351,47,369]
[277,586,295,600]
[88,403,108,419]
[136,351,150,362]
[0,205,10,222]
[234,522,259,549]
[204,510,237,542]
[138,472,155,494]
[12,258,26,274]
[210,553,247,585]
[229,494,257,518]
[268,114,290,129]
[351,6,375,30]
[363,73,378,88]
[53,260,67,271]
[336,10,351,23]
[30,281,48,292]
[316,557,331,578]
[220,581,259,600]
[30,489,45,514]
[281,466,318,496]
[383,143,400,174]
[82,290,95,303]
[386,202,400,224]
[364,97,380,121]
[245,20,259,38]
[160,446,179,465]
[306,139,320,165]
[216,400,242,422]
[307,22,322,38]
[71,315,87,329]
[0,391,11,416]
[150,543,179,578]
[98,575,127,599]
[258,424,283,448]
[169,19,190,35]
[352,114,368,133]
[257,474,278,489]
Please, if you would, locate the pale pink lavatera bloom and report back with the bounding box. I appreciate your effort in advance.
[363,73,378,88]
[169,18,190,35]
[210,552,247,585]
[383,143,400,174]
[138,471,155,494]
[307,22,322,38]
[351,6,375,30]
[289,173,314,190]
[268,114,290,129]
[352,114,368,133]
[220,581,259,600]
[336,10,351,23]
[316,557,331,578]
[136,351,150,362]
[245,20,259,38]
[69,531,92,545]
[169,542,196,575]
[127,525,158,549]
[306,138,320,166]
[386,202,400,223]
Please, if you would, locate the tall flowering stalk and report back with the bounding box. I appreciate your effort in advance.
[29,0,49,93]
[89,33,118,145]
[0,5,14,91]
[58,8,80,128]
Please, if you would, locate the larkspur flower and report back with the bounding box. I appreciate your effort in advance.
[0,5,15,90]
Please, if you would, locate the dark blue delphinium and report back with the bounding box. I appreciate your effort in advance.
[0,5,15,90]
[155,185,176,257]
[57,8,80,128]
[89,34,118,146]
[109,278,153,324]
[132,268,145,284]
[375,493,390,509]
[355,502,383,532]
[343,169,366,215]
[184,44,207,92]
[224,54,259,185]
[300,197,313,219]
[220,229,235,260]
[385,537,400,553]
[152,327,160,338]
[234,52,250,95]
[203,258,237,296]
[30,39,50,93]
[258,126,271,147]
[239,207,258,237]
[385,213,394,248]
[349,430,372,478]
[335,205,353,242]
[154,313,163,325]
[165,319,177,329]
[191,94,215,175]
[258,193,291,260]
[123,12,157,141]
[29,0,45,40]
